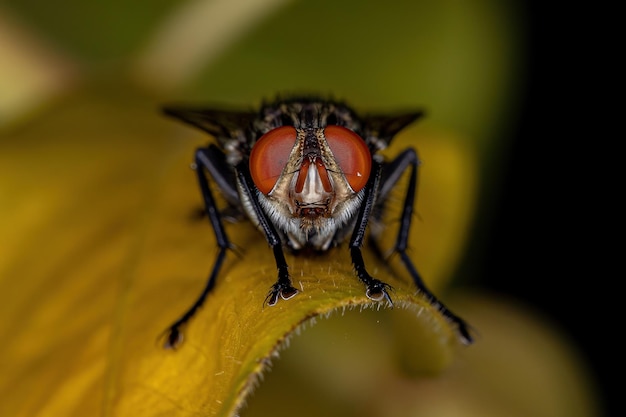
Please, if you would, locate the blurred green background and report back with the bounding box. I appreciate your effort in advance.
[0,0,611,415]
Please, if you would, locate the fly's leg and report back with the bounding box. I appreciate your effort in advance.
[235,164,298,306]
[163,146,235,349]
[349,161,394,304]
[380,148,473,344]
[264,245,298,306]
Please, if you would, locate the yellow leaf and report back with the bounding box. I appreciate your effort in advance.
[0,86,476,416]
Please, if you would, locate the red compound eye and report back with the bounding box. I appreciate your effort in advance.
[249,126,297,194]
[324,125,371,192]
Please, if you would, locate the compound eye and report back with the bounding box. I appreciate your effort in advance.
[249,126,297,194]
[324,125,371,192]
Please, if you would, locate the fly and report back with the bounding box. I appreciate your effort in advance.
[162,97,472,348]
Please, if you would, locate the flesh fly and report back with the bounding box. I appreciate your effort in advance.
[162,97,472,348]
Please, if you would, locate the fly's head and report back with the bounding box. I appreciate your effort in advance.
[251,125,369,232]
[246,100,379,248]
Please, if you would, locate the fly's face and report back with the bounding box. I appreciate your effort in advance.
[248,122,372,249]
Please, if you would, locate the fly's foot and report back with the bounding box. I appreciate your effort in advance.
[365,280,394,305]
[162,325,184,350]
[446,313,474,345]
[265,282,299,306]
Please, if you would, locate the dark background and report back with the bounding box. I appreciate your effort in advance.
[472,3,614,416]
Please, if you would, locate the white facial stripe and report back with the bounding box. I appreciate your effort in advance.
[298,158,328,205]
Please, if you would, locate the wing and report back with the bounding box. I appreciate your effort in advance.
[361,111,424,151]
[162,106,258,141]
